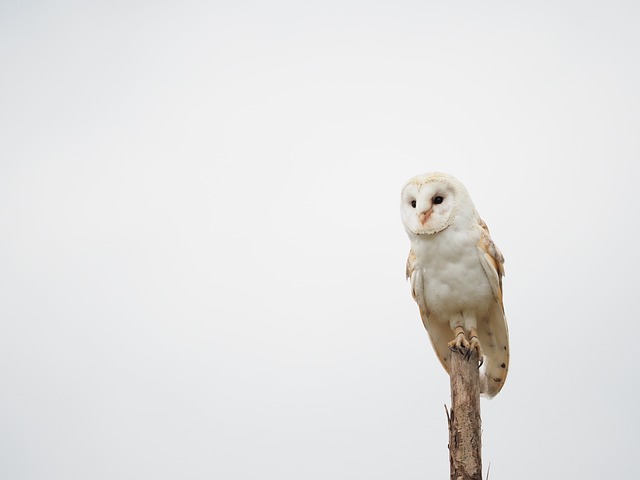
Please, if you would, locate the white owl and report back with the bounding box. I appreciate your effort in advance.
[401,172,509,398]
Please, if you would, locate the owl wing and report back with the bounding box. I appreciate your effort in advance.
[477,219,505,301]
[476,219,510,398]
[406,250,456,374]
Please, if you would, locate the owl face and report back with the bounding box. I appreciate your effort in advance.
[401,173,461,236]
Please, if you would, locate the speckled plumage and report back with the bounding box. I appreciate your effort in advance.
[401,172,509,398]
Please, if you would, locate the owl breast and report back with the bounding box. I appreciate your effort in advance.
[412,226,492,318]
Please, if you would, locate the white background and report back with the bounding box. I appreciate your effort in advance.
[2,1,639,478]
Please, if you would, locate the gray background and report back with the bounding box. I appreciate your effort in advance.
[2,1,639,479]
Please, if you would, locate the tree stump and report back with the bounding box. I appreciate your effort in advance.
[446,349,482,480]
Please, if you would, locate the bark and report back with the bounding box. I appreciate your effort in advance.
[446,349,482,480]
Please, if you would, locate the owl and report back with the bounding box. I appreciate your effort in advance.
[400,172,509,398]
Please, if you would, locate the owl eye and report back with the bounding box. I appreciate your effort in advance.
[433,196,444,205]
[411,200,416,208]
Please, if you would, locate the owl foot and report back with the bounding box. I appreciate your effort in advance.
[447,329,469,354]
[468,335,484,367]
[448,328,484,366]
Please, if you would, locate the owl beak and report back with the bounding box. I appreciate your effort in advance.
[419,209,432,225]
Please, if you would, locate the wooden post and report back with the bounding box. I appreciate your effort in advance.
[446,349,482,480]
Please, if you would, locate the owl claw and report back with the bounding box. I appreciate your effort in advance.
[448,331,469,354]
[469,336,484,366]
[448,332,484,366]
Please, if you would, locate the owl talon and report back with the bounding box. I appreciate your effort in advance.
[447,331,469,356]
[468,336,484,366]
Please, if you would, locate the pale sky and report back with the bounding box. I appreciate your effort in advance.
[1,1,639,479]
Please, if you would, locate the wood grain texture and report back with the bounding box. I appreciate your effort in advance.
[447,350,482,480]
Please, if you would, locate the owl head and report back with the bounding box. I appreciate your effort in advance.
[400,172,474,236]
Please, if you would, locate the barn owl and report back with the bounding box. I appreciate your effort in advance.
[400,172,509,398]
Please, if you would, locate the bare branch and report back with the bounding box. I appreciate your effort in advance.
[447,349,482,480]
